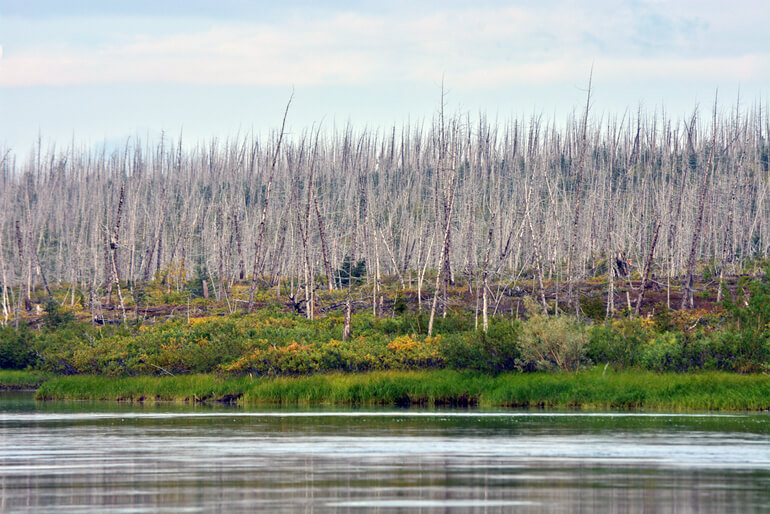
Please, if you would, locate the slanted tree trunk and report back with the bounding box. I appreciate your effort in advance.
[634,217,661,317]
[681,100,718,310]
[428,168,457,337]
[110,181,127,323]
[247,94,292,312]
[314,195,334,291]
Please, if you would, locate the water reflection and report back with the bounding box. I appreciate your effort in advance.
[1,392,768,512]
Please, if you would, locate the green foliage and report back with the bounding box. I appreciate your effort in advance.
[42,299,75,329]
[12,275,770,378]
[580,295,606,322]
[441,317,520,373]
[718,268,770,372]
[516,302,590,372]
[652,303,674,332]
[588,318,656,369]
[187,264,210,298]
[336,255,366,287]
[0,325,38,369]
[0,369,51,389]
[638,332,686,372]
[393,291,408,314]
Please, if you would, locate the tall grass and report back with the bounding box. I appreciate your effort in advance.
[0,370,52,390]
[34,369,770,411]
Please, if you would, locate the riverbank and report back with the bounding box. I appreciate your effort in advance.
[24,369,770,411]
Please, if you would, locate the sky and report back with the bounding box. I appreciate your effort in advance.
[0,0,768,154]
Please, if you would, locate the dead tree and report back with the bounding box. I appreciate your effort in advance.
[109,181,127,323]
[428,157,457,337]
[634,217,661,317]
[566,71,592,312]
[247,93,292,312]
[681,98,718,309]
[343,140,365,341]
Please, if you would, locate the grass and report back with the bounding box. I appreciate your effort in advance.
[33,368,770,411]
[0,370,52,390]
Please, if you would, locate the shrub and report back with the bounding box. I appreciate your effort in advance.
[700,329,769,373]
[386,335,443,368]
[42,299,75,329]
[580,295,606,322]
[718,268,770,372]
[440,317,520,373]
[639,332,684,372]
[516,299,590,372]
[588,317,656,369]
[0,325,38,369]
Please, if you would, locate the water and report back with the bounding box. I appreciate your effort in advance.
[1,392,768,512]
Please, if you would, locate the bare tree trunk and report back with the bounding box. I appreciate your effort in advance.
[717,170,739,303]
[428,169,456,337]
[14,221,29,315]
[110,181,127,323]
[634,217,661,317]
[681,100,717,309]
[103,230,113,308]
[0,220,9,324]
[31,243,53,300]
[343,169,363,341]
[232,212,245,280]
[247,94,292,312]
[566,71,592,312]
[315,195,334,291]
[481,212,495,332]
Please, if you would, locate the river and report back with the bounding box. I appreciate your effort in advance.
[1,391,768,512]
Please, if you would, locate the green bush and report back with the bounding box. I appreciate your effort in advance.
[699,329,769,373]
[639,332,684,372]
[516,299,590,372]
[718,268,770,372]
[0,325,38,369]
[580,295,606,321]
[634,329,756,373]
[440,317,520,373]
[42,300,75,329]
[588,318,656,369]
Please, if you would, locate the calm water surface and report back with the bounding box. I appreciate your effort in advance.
[1,392,768,512]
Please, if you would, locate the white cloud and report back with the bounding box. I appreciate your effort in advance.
[0,4,767,88]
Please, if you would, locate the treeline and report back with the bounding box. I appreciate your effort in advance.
[1,97,769,331]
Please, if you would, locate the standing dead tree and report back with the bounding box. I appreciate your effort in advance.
[566,72,592,312]
[343,135,366,341]
[109,181,127,323]
[247,93,292,312]
[681,98,718,309]
[1,94,769,323]
[634,217,661,317]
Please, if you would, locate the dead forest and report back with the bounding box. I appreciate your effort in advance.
[1,99,769,330]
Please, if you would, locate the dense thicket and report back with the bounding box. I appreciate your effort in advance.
[1,100,768,323]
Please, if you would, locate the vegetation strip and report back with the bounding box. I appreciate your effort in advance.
[32,370,770,411]
[0,370,52,390]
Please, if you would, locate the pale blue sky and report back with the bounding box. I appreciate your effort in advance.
[1,0,767,153]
